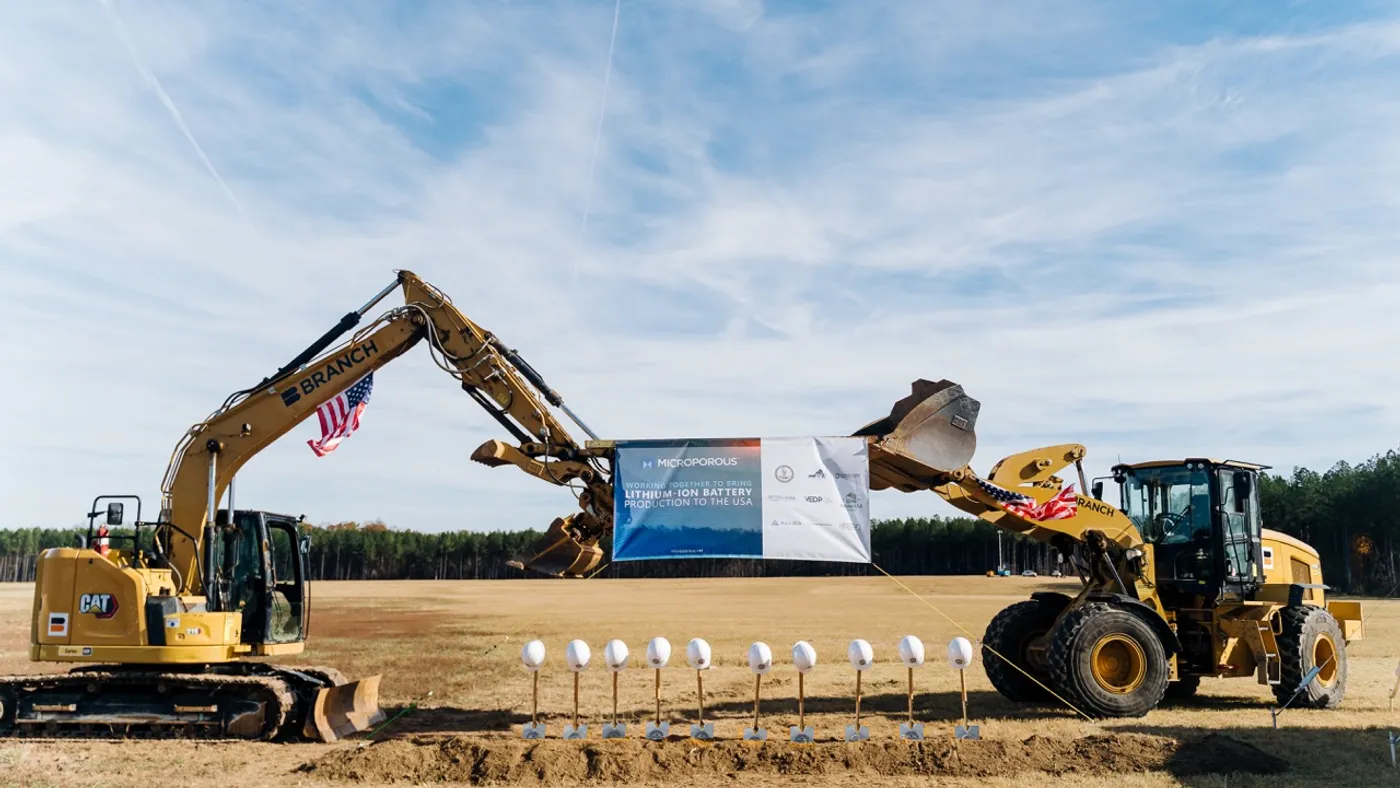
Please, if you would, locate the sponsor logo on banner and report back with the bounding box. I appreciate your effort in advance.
[767,494,796,502]
[774,465,794,483]
[844,492,862,509]
[809,469,826,479]
[805,495,823,503]
[653,456,739,469]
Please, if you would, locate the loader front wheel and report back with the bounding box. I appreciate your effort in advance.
[1273,605,1346,709]
[1048,603,1169,717]
[982,599,1061,703]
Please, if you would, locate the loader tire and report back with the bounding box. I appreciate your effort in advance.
[1047,602,1169,718]
[1273,605,1346,709]
[982,599,1060,702]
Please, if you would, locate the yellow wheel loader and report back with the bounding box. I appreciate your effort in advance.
[850,385,1364,718]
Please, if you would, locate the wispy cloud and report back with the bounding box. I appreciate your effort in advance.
[96,0,246,219]
[4,2,1400,530]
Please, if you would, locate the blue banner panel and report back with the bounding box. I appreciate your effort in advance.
[612,438,763,560]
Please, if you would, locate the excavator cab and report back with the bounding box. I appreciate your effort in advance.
[1114,459,1268,606]
[210,509,309,646]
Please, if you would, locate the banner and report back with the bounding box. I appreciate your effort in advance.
[611,436,871,563]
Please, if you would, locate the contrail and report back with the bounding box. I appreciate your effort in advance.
[572,0,622,282]
[98,0,247,219]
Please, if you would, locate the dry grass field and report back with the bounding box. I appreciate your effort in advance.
[0,575,1397,787]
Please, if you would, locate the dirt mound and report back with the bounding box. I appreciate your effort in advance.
[302,731,1287,784]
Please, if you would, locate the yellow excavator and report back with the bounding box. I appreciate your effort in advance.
[5,270,622,740]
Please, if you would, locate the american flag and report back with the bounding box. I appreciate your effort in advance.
[973,476,1078,521]
[307,372,373,457]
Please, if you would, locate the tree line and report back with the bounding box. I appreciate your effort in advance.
[2,447,1397,593]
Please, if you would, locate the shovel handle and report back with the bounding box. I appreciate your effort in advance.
[753,674,761,729]
[907,667,913,723]
[798,672,805,729]
[960,670,968,727]
[855,670,862,728]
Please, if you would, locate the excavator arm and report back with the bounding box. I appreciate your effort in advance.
[155,270,611,596]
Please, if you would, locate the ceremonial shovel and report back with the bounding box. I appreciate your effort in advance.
[602,639,629,738]
[520,639,546,739]
[645,637,671,740]
[686,638,714,739]
[563,639,590,739]
[789,640,816,743]
[896,635,925,741]
[948,637,979,740]
[845,639,872,742]
[744,642,772,741]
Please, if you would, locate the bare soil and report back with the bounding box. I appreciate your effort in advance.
[0,576,1394,788]
[302,731,1287,784]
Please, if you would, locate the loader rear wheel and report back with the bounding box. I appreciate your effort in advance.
[982,599,1060,702]
[1048,603,1169,718]
[1273,605,1346,709]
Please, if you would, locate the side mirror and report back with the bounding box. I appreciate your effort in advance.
[106,502,124,526]
[300,535,311,555]
[1091,481,1104,501]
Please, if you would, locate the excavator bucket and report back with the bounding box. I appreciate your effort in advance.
[508,515,606,578]
[853,379,980,488]
[303,674,387,742]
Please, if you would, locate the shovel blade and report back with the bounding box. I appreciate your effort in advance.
[854,379,979,487]
[305,674,386,742]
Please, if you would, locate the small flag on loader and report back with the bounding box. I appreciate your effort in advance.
[973,477,1077,521]
[308,373,373,456]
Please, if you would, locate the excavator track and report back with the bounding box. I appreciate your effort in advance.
[0,664,343,741]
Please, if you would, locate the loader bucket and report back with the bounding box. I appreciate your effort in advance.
[507,515,606,578]
[853,378,980,478]
[304,674,387,742]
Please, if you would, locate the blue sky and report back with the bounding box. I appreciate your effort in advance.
[4,1,1400,532]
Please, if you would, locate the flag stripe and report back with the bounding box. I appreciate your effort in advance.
[307,372,373,457]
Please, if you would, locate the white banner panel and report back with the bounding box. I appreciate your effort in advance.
[758,436,871,563]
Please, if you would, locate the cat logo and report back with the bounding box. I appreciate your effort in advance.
[79,593,120,620]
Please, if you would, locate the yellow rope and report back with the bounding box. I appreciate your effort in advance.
[870,563,1095,722]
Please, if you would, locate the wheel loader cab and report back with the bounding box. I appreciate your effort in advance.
[208,509,309,647]
[1114,459,1268,608]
